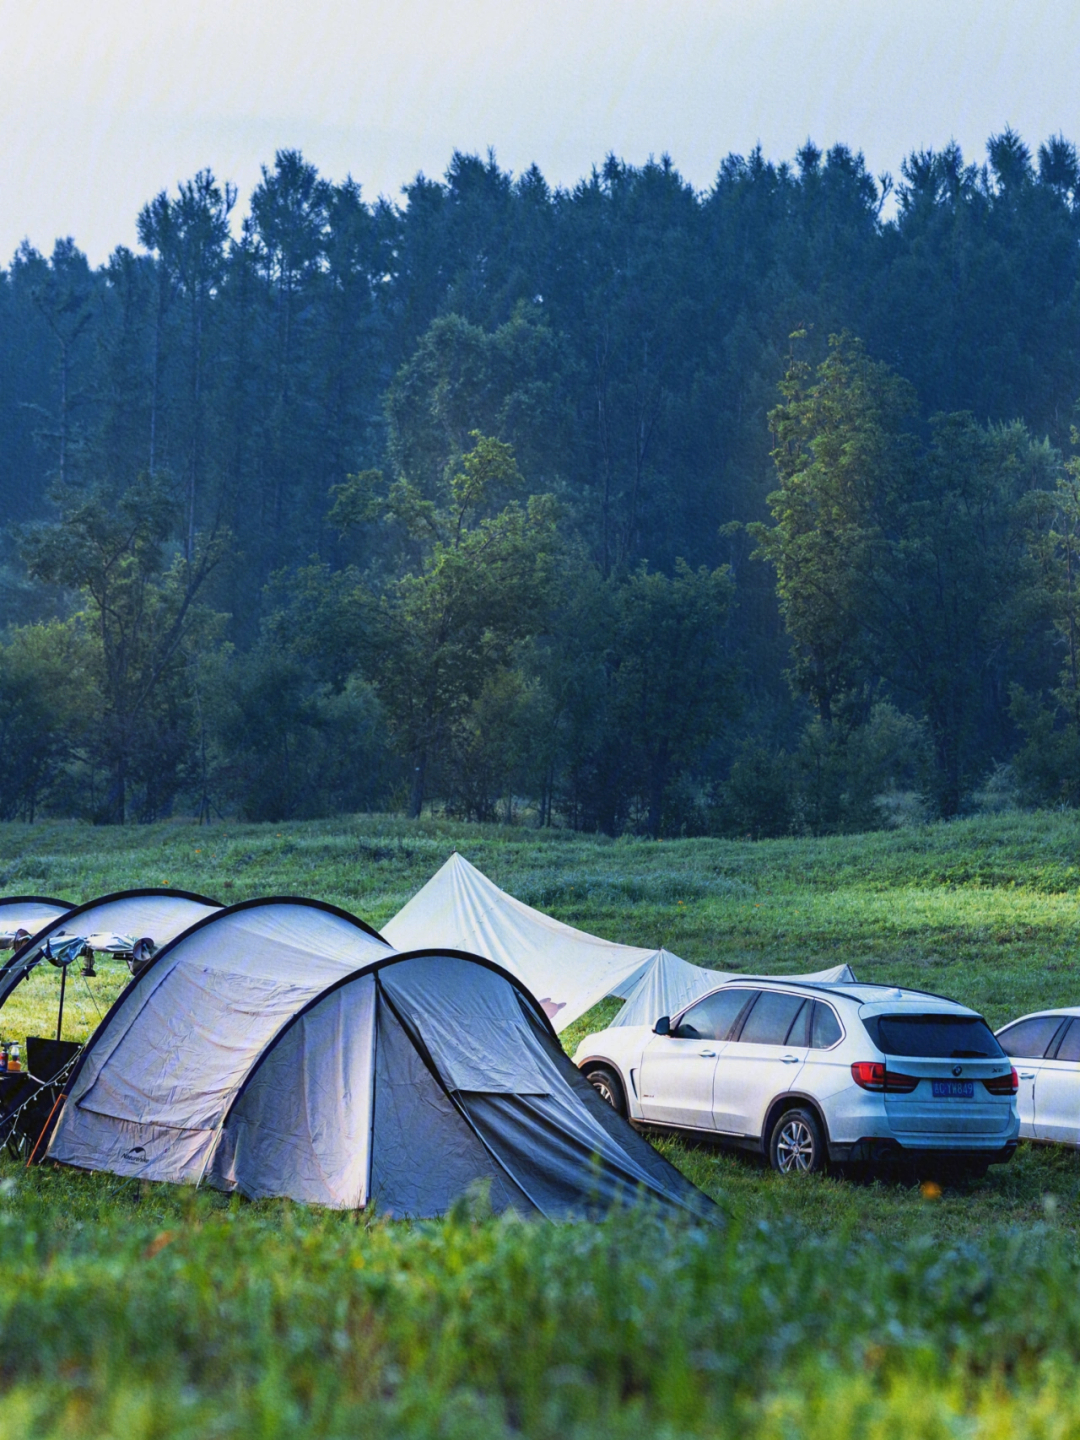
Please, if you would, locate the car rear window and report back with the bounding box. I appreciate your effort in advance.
[785,1000,811,1046]
[1054,1018,1080,1063]
[863,1013,1003,1059]
[998,1015,1069,1060]
[810,1002,843,1049]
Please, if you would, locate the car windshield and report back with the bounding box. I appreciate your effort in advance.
[864,1013,1003,1059]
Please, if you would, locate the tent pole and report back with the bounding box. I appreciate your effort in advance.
[56,963,67,1041]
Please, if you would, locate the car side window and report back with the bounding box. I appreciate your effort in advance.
[1052,1018,1080,1063]
[673,989,751,1041]
[810,1001,842,1049]
[737,991,806,1046]
[998,1015,1068,1059]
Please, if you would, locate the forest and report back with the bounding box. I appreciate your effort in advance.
[3,127,1080,833]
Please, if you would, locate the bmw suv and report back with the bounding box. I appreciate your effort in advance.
[574,979,1019,1176]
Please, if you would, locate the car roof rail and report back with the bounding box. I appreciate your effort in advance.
[728,976,965,1008]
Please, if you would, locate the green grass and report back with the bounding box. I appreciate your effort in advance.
[5,807,1080,1044]
[3,808,1080,1433]
[0,1155,1079,1438]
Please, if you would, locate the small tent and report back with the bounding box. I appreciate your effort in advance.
[0,888,222,1015]
[383,853,660,1031]
[610,950,856,1029]
[47,898,713,1221]
[0,896,74,950]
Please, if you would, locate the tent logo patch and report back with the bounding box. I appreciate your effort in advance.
[122,1145,148,1164]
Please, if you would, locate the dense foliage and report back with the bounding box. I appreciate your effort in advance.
[4,130,1080,829]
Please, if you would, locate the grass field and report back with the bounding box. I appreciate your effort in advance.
[2,809,1080,1435]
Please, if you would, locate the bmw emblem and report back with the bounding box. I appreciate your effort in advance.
[952,1064,962,1077]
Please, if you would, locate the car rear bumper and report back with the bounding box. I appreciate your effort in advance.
[829,1137,1018,1166]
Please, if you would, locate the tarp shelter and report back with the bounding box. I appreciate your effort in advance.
[0,888,222,1014]
[383,853,661,1031]
[0,897,74,950]
[47,898,714,1221]
[384,853,857,1035]
[611,950,857,1029]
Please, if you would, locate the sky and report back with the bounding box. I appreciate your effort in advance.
[2,0,1078,265]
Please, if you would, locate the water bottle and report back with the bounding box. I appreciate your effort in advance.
[0,1044,8,1074]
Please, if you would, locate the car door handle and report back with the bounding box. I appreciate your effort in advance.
[782,1054,800,1064]
[1020,1072,1036,1080]
[699,1049,716,1057]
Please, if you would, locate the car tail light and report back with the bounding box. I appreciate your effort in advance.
[851,1061,885,1090]
[850,1061,919,1093]
[983,1067,1019,1096]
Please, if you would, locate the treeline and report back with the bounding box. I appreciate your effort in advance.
[2,131,1080,831]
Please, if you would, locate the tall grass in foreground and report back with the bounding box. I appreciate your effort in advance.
[1,1160,1079,1438]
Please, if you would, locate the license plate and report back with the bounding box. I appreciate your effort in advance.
[932,1080,974,1099]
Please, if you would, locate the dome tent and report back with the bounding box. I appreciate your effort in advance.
[0,890,223,1164]
[0,896,74,950]
[47,899,714,1221]
[0,888,222,1015]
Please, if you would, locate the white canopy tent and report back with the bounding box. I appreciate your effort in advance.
[383,853,659,1032]
[384,854,856,1033]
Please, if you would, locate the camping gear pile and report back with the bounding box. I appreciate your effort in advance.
[0,856,867,1218]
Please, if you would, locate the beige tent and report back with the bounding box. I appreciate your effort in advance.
[383,854,855,1033]
[383,853,659,1031]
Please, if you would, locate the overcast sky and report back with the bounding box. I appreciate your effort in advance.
[3,0,1078,265]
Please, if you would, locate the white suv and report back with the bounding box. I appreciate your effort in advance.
[574,980,1019,1176]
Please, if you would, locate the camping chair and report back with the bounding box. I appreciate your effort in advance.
[0,1037,80,1161]
[0,1037,81,1161]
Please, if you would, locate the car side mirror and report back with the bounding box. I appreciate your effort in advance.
[654,1015,671,1035]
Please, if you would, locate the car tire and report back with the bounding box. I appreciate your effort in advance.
[585,1066,627,1117]
[769,1106,826,1175]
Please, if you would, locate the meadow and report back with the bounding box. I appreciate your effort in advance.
[2,809,1080,1435]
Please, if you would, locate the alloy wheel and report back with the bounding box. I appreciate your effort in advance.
[775,1117,816,1173]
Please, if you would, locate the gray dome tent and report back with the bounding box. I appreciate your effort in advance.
[0,889,222,1163]
[0,887,222,1015]
[0,896,75,951]
[47,898,713,1221]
